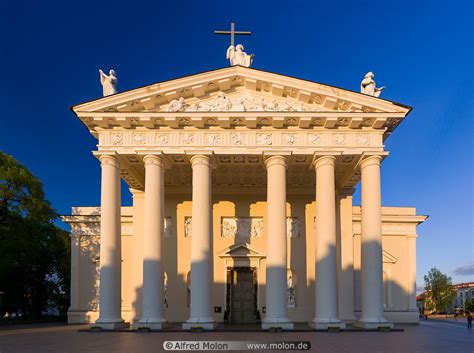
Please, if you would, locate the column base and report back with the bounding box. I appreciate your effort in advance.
[309,318,346,330]
[262,318,294,330]
[137,318,168,330]
[91,319,129,330]
[182,318,216,330]
[353,318,394,329]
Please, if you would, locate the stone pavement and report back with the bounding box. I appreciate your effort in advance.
[0,321,472,353]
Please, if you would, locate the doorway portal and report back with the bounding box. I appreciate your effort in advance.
[226,267,258,324]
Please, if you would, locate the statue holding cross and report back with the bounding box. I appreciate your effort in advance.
[214,22,255,67]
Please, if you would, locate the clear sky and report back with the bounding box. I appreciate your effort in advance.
[1,0,472,289]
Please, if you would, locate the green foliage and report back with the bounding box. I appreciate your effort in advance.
[423,267,456,314]
[464,298,474,313]
[0,151,70,319]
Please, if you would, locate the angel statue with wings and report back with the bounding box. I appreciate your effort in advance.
[226,44,254,67]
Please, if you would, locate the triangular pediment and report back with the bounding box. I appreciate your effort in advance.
[218,243,265,258]
[73,66,409,115]
[73,66,411,137]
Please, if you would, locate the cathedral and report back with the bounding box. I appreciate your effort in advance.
[63,37,426,330]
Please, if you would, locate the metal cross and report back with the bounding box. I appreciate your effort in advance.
[214,22,251,47]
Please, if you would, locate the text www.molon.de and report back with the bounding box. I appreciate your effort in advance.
[163,340,311,351]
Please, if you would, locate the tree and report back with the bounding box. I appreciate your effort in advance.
[0,151,70,319]
[423,267,456,314]
[464,298,474,314]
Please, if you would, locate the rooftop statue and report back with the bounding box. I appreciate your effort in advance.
[360,72,385,97]
[226,44,254,67]
[99,69,118,96]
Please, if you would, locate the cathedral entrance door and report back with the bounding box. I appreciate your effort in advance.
[228,267,257,324]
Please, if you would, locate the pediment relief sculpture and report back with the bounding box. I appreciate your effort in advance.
[164,92,316,113]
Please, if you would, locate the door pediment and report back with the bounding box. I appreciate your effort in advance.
[218,243,265,259]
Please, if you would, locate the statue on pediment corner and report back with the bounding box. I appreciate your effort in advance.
[99,69,117,96]
[226,44,254,67]
[361,72,385,97]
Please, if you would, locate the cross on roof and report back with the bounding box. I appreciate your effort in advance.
[214,22,251,47]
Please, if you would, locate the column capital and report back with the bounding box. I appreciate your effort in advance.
[312,155,336,169]
[143,154,167,168]
[264,155,287,169]
[359,155,383,170]
[99,154,120,169]
[190,154,213,168]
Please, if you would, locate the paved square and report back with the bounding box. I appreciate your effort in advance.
[0,321,472,353]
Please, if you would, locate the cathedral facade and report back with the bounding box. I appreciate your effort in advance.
[63,66,426,330]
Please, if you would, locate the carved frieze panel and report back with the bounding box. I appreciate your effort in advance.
[221,217,264,238]
[101,130,380,150]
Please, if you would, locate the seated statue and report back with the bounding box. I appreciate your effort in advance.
[226,44,254,67]
[360,72,385,97]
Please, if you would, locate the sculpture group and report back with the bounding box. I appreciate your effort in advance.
[166,92,310,112]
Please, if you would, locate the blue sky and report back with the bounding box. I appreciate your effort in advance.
[0,0,472,288]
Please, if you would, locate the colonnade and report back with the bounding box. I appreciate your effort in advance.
[93,153,391,330]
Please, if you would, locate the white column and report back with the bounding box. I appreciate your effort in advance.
[355,155,392,328]
[130,189,145,327]
[95,155,125,329]
[336,190,356,322]
[139,155,167,329]
[183,155,216,330]
[310,156,345,329]
[262,156,293,330]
